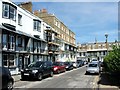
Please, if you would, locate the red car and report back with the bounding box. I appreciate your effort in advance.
[53,62,66,74]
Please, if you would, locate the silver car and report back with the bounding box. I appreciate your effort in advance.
[86,62,100,74]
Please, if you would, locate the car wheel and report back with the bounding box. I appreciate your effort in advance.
[38,73,42,80]
[50,71,53,77]
[7,81,13,90]
[64,69,66,72]
[21,75,25,80]
[57,70,60,74]
[85,72,88,75]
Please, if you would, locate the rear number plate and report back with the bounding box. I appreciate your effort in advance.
[24,73,29,75]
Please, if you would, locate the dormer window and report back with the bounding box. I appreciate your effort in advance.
[2,2,17,21]
[33,20,41,32]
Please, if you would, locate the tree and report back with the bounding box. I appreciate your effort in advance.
[104,45,120,74]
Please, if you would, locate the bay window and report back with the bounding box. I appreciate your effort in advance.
[2,3,16,21]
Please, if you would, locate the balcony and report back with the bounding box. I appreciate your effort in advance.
[40,49,48,55]
[48,39,60,46]
[48,47,59,54]
[16,45,31,53]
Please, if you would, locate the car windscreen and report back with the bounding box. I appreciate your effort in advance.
[28,61,42,68]
[88,64,97,67]
[64,62,70,65]
[53,62,60,66]
[92,59,97,61]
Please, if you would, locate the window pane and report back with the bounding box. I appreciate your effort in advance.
[10,13,14,19]
[4,4,9,10]
[18,37,22,46]
[3,34,7,43]
[4,11,8,17]
[10,6,14,13]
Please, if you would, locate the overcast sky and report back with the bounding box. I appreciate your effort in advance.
[15,1,118,44]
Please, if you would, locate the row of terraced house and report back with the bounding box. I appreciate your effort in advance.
[77,41,120,62]
[0,0,76,75]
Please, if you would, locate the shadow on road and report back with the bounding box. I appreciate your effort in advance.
[97,72,120,88]
[84,72,99,76]
[20,76,50,82]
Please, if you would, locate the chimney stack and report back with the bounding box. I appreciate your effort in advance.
[18,2,32,13]
[34,10,39,16]
[40,9,47,13]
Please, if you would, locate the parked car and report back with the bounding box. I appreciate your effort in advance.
[91,59,99,63]
[72,62,78,68]
[53,62,66,74]
[64,62,74,70]
[77,60,84,67]
[83,61,88,65]
[0,67,14,90]
[21,61,53,80]
[86,62,100,74]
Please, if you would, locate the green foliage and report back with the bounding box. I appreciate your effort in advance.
[104,45,120,74]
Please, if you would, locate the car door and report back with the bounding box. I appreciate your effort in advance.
[46,61,52,75]
[61,62,65,71]
[42,62,48,76]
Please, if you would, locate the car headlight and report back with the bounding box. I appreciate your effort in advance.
[21,69,24,72]
[54,67,58,71]
[32,70,38,73]
[66,66,69,68]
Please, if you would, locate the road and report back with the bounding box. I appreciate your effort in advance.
[14,65,98,89]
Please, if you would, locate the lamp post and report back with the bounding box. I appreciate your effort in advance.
[105,33,108,55]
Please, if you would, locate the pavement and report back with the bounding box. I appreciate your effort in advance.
[94,72,120,90]
[12,74,21,82]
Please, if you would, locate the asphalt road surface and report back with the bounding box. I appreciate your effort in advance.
[14,65,98,89]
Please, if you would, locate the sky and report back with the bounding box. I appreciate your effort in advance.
[15,1,119,44]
